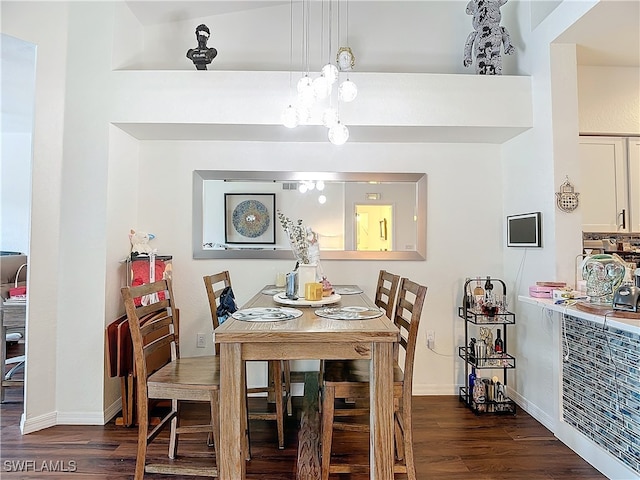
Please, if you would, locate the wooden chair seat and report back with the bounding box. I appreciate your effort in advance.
[320,277,427,480]
[121,279,222,479]
[147,356,220,400]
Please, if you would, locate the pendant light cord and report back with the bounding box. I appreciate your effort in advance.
[288,0,293,98]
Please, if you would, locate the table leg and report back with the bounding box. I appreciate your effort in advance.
[370,341,394,479]
[220,342,245,480]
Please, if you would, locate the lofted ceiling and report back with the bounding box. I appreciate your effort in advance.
[3,1,639,138]
[555,0,640,67]
[123,0,640,68]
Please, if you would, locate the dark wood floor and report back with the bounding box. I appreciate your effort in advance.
[2,344,606,479]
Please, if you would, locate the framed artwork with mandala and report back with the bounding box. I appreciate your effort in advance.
[224,193,276,244]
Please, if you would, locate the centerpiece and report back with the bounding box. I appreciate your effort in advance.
[277,211,323,297]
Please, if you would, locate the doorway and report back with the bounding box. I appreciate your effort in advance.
[1,33,36,407]
[355,204,393,252]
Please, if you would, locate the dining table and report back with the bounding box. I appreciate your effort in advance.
[214,284,400,479]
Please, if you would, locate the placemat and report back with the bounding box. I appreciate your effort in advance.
[314,306,383,320]
[231,307,303,322]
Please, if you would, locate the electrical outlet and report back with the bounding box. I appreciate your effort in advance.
[196,333,206,348]
[427,330,435,349]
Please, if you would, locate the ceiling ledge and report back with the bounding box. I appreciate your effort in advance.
[110,71,532,143]
[113,122,529,144]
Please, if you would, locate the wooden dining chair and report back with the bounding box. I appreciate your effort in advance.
[121,279,220,479]
[320,277,427,480]
[375,270,401,318]
[204,271,290,450]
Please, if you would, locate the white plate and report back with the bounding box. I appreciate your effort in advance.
[231,307,302,322]
[261,287,285,295]
[334,286,364,295]
[314,306,383,320]
[273,292,342,307]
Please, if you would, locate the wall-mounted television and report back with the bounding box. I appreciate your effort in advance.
[507,212,542,247]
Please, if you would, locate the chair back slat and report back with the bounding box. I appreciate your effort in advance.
[391,278,427,399]
[134,299,172,318]
[203,271,232,355]
[121,279,178,388]
[374,270,401,319]
[139,316,173,339]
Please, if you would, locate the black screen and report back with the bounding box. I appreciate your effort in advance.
[507,213,541,247]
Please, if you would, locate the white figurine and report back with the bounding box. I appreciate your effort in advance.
[463,0,515,75]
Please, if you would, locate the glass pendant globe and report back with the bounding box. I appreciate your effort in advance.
[322,63,339,84]
[315,180,325,191]
[298,86,316,107]
[318,194,327,204]
[282,105,299,128]
[296,104,311,124]
[339,79,358,102]
[297,75,313,93]
[298,183,308,193]
[313,75,331,100]
[328,122,349,145]
[321,107,339,128]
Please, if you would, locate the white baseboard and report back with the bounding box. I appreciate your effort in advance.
[412,383,459,396]
[56,411,108,425]
[510,390,557,432]
[21,411,56,434]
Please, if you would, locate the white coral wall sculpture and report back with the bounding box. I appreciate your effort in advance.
[463,0,515,75]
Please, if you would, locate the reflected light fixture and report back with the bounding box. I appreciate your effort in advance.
[318,194,327,204]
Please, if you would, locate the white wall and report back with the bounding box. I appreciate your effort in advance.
[135,140,504,397]
[1,33,35,254]
[130,1,518,75]
[577,65,640,135]
[1,133,32,253]
[502,0,594,410]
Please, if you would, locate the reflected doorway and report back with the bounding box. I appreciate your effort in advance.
[355,204,393,251]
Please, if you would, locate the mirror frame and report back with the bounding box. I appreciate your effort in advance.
[193,170,427,260]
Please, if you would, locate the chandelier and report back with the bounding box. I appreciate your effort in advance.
[281,0,357,145]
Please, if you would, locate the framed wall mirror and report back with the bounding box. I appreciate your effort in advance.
[193,170,426,260]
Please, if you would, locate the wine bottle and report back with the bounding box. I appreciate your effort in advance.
[473,277,484,309]
[464,277,472,308]
[494,328,504,354]
[468,338,476,364]
[468,366,476,402]
[484,275,494,305]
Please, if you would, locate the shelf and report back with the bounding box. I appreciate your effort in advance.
[459,387,516,415]
[458,347,516,369]
[459,276,515,415]
[458,306,515,325]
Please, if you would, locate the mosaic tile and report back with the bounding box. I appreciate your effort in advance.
[562,315,639,476]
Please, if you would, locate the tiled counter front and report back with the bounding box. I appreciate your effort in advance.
[562,315,640,476]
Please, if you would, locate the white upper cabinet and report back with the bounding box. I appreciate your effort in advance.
[579,136,629,232]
